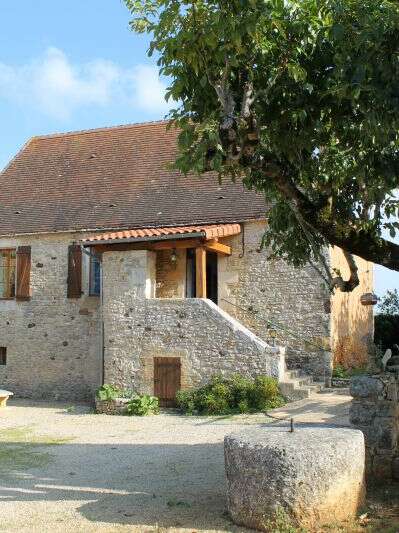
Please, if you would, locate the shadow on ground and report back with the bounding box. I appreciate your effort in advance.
[0,441,248,532]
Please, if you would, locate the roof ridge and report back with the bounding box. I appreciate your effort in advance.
[31,119,171,141]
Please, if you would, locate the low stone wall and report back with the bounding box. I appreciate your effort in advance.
[350,374,399,481]
[95,397,130,415]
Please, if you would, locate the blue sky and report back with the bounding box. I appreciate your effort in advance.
[0,1,397,296]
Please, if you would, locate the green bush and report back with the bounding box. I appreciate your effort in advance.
[95,384,121,401]
[127,394,159,416]
[176,374,285,415]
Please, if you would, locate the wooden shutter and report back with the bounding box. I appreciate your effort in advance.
[67,245,82,298]
[16,246,31,300]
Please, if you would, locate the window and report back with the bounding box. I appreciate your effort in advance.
[0,347,6,365]
[89,254,101,296]
[0,249,16,299]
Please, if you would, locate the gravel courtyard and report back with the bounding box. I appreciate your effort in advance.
[0,393,351,533]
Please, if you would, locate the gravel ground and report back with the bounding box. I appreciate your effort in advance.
[0,392,351,533]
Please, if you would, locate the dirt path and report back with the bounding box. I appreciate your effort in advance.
[0,392,351,533]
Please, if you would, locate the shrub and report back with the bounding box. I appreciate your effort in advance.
[176,374,285,415]
[175,390,197,415]
[96,384,121,401]
[127,394,159,416]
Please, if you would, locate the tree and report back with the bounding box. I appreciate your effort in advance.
[125,0,399,291]
[377,289,399,315]
[375,289,399,350]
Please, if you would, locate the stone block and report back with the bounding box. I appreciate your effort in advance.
[225,427,365,531]
[350,375,384,399]
[350,400,376,426]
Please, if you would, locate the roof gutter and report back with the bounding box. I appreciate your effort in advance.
[82,231,206,247]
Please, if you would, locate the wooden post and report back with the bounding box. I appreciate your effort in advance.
[195,247,207,298]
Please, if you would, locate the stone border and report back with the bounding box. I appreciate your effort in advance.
[95,397,130,415]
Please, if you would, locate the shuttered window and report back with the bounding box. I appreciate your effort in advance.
[0,249,16,299]
[67,245,82,298]
[16,246,31,300]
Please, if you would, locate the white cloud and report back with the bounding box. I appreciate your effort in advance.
[0,47,169,119]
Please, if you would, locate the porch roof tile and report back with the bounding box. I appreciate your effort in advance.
[82,223,241,245]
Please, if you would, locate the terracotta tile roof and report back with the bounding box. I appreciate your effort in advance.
[83,223,241,245]
[0,121,267,236]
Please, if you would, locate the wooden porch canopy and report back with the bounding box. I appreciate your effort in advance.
[81,223,241,298]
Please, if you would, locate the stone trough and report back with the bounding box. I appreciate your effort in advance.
[224,426,365,531]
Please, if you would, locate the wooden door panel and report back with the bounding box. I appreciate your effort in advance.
[154,357,181,407]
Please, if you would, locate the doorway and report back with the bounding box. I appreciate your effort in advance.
[185,249,218,304]
[154,357,181,407]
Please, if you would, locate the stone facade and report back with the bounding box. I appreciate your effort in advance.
[155,249,186,298]
[350,374,399,481]
[0,220,374,401]
[102,249,285,394]
[219,221,331,378]
[0,232,102,400]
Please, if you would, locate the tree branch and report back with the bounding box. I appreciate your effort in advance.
[331,251,360,293]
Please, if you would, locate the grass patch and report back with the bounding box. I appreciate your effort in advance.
[0,425,72,475]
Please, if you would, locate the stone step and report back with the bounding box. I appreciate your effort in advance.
[280,368,324,401]
[279,382,311,401]
[285,369,303,380]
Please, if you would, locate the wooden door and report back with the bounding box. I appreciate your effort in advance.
[154,357,181,407]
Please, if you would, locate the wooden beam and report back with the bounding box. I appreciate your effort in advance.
[87,238,204,254]
[150,238,202,250]
[195,247,207,298]
[205,240,231,256]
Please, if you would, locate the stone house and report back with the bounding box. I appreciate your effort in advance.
[0,121,374,404]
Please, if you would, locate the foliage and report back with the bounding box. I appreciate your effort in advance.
[377,289,399,316]
[332,364,366,379]
[95,384,121,401]
[127,394,160,416]
[175,374,285,415]
[374,315,399,352]
[375,289,399,351]
[125,0,399,285]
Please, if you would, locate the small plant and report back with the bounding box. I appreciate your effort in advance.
[127,394,159,416]
[332,364,348,379]
[95,384,121,401]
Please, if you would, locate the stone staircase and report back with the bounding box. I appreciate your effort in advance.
[280,369,325,401]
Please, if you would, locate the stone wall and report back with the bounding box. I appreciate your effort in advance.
[102,249,285,393]
[218,221,331,378]
[155,249,186,298]
[0,233,102,400]
[330,247,374,368]
[350,374,399,481]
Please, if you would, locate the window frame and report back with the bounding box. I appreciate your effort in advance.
[0,248,16,300]
[0,347,7,365]
[89,253,101,297]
